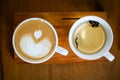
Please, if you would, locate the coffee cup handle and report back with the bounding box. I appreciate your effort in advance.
[104,52,115,62]
[55,46,68,56]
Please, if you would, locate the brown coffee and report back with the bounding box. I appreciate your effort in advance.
[73,21,106,54]
[14,19,56,61]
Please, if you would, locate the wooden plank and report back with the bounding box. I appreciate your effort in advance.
[13,12,108,64]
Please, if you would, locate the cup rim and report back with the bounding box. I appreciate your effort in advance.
[12,18,58,64]
[69,16,113,60]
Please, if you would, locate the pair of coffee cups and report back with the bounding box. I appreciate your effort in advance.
[12,16,115,64]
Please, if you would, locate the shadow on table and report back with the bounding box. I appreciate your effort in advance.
[3,12,15,59]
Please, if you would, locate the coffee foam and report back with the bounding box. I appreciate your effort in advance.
[20,34,52,58]
[73,22,106,54]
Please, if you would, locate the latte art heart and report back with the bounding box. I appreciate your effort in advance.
[13,19,56,63]
[20,34,52,58]
[34,30,42,40]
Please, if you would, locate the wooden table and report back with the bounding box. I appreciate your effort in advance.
[1,0,120,80]
[14,12,108,64]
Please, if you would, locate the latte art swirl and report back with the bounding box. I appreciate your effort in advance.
[20,34,52,58]
[13,19,56,61]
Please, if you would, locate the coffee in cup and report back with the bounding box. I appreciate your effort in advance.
[12,18,68,64]
[69,16,115,61]
[73,20,106,54]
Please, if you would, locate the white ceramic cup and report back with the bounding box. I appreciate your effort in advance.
[12,18,68,64]
[69,16,115,62]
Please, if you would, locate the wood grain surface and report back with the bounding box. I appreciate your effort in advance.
[1,0,120,80]
[14,12,108,64]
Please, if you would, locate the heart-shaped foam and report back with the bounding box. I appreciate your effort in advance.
[20,34,52,58]
[34,30,42,40]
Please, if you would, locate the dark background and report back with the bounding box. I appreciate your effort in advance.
[0,0,120,80]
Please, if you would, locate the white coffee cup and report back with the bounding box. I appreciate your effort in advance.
[69,16,115,62]
[12,18,68,64]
